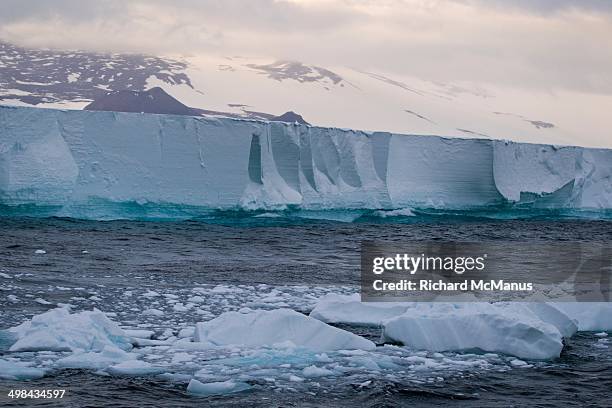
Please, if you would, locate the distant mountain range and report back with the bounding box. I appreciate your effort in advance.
[0,40,607,147]
[84,87,195,115]
[84,87,309,124]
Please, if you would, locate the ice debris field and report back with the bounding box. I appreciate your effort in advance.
[1,105,612,219]
[1,276,611,396]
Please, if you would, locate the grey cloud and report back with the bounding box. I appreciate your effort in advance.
[453,0,612,14]
[0,0,611,95]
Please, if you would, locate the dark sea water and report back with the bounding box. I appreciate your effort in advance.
[0,213,611,407]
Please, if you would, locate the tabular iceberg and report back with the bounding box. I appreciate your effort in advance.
[1,105,611,215]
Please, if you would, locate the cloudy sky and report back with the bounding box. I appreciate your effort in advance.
[1,0,611,95]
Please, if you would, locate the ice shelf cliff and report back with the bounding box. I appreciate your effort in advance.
[1,105,611,213]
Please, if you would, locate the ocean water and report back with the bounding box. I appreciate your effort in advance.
[0,213,611,407]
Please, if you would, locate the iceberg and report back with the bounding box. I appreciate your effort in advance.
[7,308,132,352]
[381,304,564,360]
[310,296,585,359]
[194,308,375,352]
[1,105,611,216]
[310,295,578,339]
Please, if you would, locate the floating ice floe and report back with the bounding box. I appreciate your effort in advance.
[0,359,46,380]
[382,304,564,360]
[7,308,132,352]
[310,296,580,359]
[195,308,375,352]
[56,345,138,370]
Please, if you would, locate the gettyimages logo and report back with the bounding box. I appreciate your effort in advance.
[371,253,488,275]
[361,241,611,302]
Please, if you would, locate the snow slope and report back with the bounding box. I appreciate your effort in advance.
[1,42,610,148]
[1,105,611,214]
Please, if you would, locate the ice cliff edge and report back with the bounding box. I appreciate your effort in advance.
[1,105,611,212]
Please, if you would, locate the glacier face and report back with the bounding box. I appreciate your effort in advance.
[0,105,611,215]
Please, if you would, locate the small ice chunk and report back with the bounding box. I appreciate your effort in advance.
[34,249,46,254]
[187,379,251,396]
[142,308,164,316]
[178,327,195,339]
[107,360,163,376]
[510,359,528,367]
[173,303,189,312]
[302,365,336,378]
[171,352,193,364]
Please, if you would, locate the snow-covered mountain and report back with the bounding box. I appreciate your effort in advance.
[0,41,610,148]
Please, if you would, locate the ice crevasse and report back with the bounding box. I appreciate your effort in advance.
[1,105,611,213]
